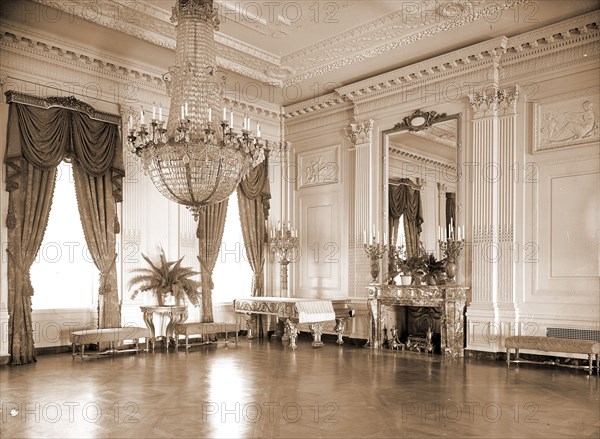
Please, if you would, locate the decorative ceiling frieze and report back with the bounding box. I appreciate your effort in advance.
[28,0,535,88]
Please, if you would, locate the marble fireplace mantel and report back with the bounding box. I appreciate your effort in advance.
[367,284,469,357]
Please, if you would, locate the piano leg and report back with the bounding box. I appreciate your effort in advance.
[309,323,325,347]
[281,320,290,342]
[334,318,346,345]
[285,320,298,350]
[243,314,257,340]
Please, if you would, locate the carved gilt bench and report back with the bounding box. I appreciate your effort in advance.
[505,336,600,375]
[70,326,151,359]
[174,322,240,351]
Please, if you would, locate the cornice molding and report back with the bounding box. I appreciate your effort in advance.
[336,36,509,102]
[0,24,285,120]
[389,147,457,173]
[27,0,531,88]
[0,24,166,89]
[504,10,600,52]
[283,92,350,119]
[336,11,599,104]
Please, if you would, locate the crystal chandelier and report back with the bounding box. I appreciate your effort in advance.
[127,0,265,219]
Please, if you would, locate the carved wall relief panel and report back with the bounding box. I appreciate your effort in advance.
[297,145,340,189]
[534,88,599,152]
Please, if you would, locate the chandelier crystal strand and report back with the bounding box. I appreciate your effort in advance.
[129,0,265,220]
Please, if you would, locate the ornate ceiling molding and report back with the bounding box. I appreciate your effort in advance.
[27,0,532,88]
[336,36,509,103]
[283,92,349,119]
[282,0,528,86]
[0,25,166,88]
[0,24,284,122]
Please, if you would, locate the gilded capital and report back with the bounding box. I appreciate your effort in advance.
[346,119,374,145]
[469,85,519,117]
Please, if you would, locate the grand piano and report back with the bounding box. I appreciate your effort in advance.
[233,297,355,349]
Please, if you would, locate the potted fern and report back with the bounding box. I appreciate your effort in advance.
[129,248,201,307]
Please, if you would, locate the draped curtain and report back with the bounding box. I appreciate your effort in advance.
[4,100,123,364]
[237,155,271,298]
[389,179,424,258]
[197,200,228,323]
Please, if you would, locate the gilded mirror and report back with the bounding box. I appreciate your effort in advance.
[382,109,462,282]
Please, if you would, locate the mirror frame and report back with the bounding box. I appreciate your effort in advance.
[381,109,462,279]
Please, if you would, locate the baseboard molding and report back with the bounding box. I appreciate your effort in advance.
[0,355,10,366]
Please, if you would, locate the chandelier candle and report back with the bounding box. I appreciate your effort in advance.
[127,0,266,220]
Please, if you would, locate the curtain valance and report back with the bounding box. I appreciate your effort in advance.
[5,100,124,201]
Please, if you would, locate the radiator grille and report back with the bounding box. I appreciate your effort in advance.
[546,328,600,341]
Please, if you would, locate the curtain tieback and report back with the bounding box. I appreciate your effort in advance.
[251,270,264,297]
[198,258,215,290]
[99,254,118,295]
[6,249,33,296]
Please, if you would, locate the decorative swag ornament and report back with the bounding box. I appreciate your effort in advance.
[4,91,124,364]
[127,0,265,219]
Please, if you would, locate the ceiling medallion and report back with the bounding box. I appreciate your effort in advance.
[436,1,471,19]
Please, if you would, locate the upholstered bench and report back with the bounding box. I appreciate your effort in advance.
[174,322,240,351]
[505,336,600,375]
[70,326,151,359]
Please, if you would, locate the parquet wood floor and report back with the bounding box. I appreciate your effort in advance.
[1,337,598,438]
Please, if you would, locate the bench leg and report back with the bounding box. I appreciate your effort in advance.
[589,354,593,376]
[506,348,511,366]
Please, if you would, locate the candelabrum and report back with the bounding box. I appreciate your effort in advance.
[127,114,168,157]
[363,241,387,284]
[438,238,465,284]
[270,222,299,295]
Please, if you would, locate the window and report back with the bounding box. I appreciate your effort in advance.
[30,161,98,309]
[211,193,253,303]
